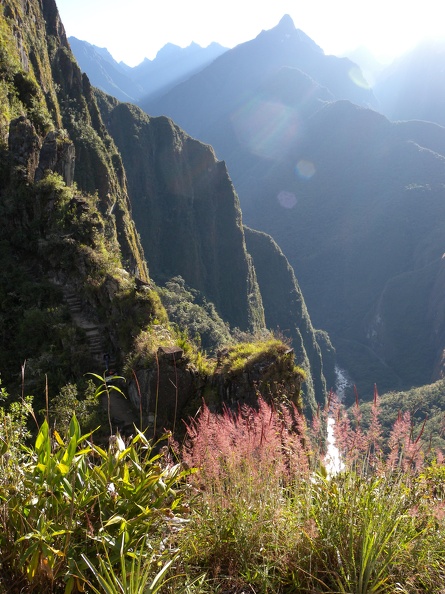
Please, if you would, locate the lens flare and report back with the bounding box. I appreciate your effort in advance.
[348,66,371,89]
[277,190,297,209]
[231,98,300,160]
[296,159,315,179]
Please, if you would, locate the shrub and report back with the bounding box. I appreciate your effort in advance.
[0,402,191,593]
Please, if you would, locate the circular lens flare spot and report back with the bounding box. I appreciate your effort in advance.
[296,160,316,179]
[277,190,297,209]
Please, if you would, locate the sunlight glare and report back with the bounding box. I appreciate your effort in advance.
[231,99,300,160]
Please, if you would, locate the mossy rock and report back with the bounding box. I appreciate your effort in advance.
[214,338,305,411]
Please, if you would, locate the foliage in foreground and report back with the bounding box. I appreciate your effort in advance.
[2,383,445,593]
[176,389,445,593]
[0,386,191,594]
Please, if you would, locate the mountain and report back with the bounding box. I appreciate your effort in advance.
[0,0,329,419]
[239,100,445,399]
[244,227,329,404]
[0,0,153,397]
[68,37,227,104]
[141,16,445,400]
[94,91,329,413]
[343,46,387,88]
[374,40,445,127]
[68,37,143,102]
[142,14,376,144]
[94,92,265,333]
[132,41,228,101]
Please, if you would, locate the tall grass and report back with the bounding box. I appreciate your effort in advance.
[176,390,445,593]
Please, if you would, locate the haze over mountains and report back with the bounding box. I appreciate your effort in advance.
[71,15,445,400]
[69,36,227,103]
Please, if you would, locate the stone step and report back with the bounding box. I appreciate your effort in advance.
[62,287,113,369]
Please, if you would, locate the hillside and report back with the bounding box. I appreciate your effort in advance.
[241,100,445,398]
[0,0,155,396]
[0,0,329,421]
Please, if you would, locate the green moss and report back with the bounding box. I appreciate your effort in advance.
[219,338,291,374]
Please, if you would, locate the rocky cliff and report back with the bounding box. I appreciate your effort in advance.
[95,92,265,332]
[95,92,331,412]
[244,227,329,414]
[0,0,158,396]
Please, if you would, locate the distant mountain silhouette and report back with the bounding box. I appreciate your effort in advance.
[142,14,376,144]
[343,46,387,87]
[374,40,445,126]
[69,37,227,103]
[68,37,142,102]
[134,41,228,101]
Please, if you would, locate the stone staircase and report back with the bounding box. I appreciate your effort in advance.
[63,288,112,371]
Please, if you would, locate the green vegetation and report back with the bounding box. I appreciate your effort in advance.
[158,276,232,354]
[217,337,299,375]
[0,385,191,594]
[2,385,445,593]
[360,379,445,451]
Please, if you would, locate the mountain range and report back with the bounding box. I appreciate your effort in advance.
[92,15,445,401]
[73,16,445,400]
[5,0,445,424]
[68,36,227,103]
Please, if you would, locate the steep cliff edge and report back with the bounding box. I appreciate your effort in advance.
[95,92,265,333]
[0,0,328,421]
[0,0,160,395]
[244,227,330,414]
[95,94,329,408]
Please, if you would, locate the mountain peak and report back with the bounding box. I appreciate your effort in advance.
[278,14,296,31]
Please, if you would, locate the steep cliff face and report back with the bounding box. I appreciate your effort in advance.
[244,227,329,413]
[0,0,329,422]
[1,0,147,278]
[0,0,162,395]
[95,92,265,333]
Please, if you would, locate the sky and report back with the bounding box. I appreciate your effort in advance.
[55,0,445,67]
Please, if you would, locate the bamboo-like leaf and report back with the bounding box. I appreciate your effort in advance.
[26,549,40,580]
[103,515,127,527]
[69,414,81,441]
[35,420,50,464]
